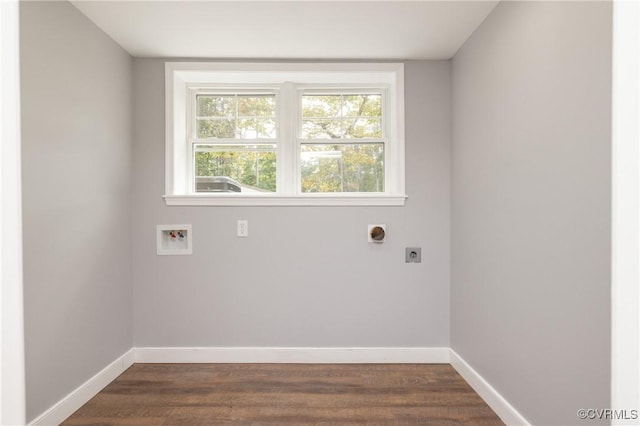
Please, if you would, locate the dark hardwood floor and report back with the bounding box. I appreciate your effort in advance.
[63,363,504,425]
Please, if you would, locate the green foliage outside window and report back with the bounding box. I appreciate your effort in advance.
[195,146,277,192]
[301,144,384,193]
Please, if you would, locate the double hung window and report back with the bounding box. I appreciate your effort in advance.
[166,63,406,206]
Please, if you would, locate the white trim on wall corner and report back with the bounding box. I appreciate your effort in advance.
[134,347,450,364]
[450,349,531,426]
[1,0,26,424]
[28,349,135,426]
[611,0,640,419]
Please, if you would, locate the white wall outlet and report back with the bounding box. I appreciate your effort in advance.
[156,224,192,255]
[368,224,386,243]
[237,220,248,237]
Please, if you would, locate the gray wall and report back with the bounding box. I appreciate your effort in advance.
[132,60,451,347]
[20,1,133,421]
[451,2,612,425]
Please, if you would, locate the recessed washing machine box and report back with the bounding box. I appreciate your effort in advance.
[156,224,192,255]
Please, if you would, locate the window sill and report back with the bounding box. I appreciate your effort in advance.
[163,194,407,207]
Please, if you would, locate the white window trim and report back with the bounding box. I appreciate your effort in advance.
[165,62,406,206]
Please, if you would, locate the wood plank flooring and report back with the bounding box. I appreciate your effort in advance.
[62,364,504,425]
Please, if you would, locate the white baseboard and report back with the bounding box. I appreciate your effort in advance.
[30,347,530,426]
[28,348,135,426]
[450,349,530,426]
[134,346,451,364]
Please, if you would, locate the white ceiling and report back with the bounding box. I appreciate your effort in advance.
[71,1,498,60]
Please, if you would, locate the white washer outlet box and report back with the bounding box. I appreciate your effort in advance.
[157,224,192,255]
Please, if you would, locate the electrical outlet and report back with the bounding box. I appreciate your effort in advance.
[405,247,421,263]
[237,220,248,237]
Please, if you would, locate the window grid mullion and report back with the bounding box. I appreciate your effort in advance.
[298,138,386,145]
[234,94,238,138]
[339,94,344,138]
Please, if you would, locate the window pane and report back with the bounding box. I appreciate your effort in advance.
[237,95,275,117]
[238,118,276,139]
[195,145,276,192]
[342,118,382,139]
[342,94,382,117]
[301,119,342,139]
[196,94,276,140]
[302,95,340,118]
[197,119,235,138]
[197,95,235,117]
[301,144,384,193]
[301,93,383,139]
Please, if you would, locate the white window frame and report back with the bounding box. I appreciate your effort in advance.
[164,62,406,206]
